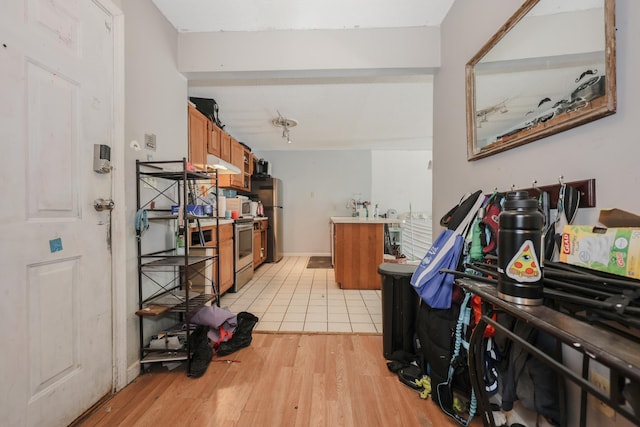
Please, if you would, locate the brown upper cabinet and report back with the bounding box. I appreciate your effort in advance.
[242,147,253,191]
[220,131,231,163]
[230,137,244,188]
[188,104,209,170]
[244,147,253,175]
[188,103,253,192]
[219,137,253,191]
[208,122,222,158]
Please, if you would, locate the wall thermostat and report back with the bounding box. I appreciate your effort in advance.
[94,144,111,173]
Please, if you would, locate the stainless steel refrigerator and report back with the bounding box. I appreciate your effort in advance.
[252,177,283,263]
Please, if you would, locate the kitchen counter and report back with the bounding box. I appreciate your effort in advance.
[190,217,267,228]
[191,218,235,227]
[331,217,400,290]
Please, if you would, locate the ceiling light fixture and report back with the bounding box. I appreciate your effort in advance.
[476,100,509,128]
[272,111,298,144]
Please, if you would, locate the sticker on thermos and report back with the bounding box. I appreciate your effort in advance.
[505,239,542,282]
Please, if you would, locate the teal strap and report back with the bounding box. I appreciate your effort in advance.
[444,291,477,426]
[135,209,148,235]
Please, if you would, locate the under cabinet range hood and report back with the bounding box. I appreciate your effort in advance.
[205,154,241,174]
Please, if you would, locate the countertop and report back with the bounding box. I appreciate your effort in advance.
[191,217,267,227]
[330,216,401,224]
[192,218,233,227]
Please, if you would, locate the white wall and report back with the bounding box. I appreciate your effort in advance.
[123,0,188,371]
[257,149,432,256]
[258,150,372,255]
[436,1,639,426]
[435,0,639,228]
[371,150,432,216]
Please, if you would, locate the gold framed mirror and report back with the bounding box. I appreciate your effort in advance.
[466,0,616,161]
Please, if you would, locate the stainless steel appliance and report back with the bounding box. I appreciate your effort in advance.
[233,218,254,291]
[252,177,283,263]
[241,199,252,217]
[225,197,251,217]
[249,201,258,217]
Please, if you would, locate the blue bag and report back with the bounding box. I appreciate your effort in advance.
[410,230,464,309]
[410,192,484,309]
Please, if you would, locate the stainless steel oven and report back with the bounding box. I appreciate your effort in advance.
[233,218,254,292]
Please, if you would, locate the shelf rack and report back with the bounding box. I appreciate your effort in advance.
[459,279,640,427]
[135,158,220,372]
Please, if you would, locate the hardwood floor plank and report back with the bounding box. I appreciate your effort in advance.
[209,334,270,423]
[79,333,482,427]
[302,372,326,427]
[331,335,357,426]
[82,369,178,426]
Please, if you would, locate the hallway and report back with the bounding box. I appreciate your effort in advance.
[79,333,475,427]
[220,256,382,334]
[76,257,486,427]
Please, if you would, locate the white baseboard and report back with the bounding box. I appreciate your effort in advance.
[126,361,141,386]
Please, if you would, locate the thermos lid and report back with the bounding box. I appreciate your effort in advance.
[504,191,538,210]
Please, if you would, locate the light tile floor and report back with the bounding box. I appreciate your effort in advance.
[220,256,383,334]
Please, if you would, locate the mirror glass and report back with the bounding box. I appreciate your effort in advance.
[466,0,616,161]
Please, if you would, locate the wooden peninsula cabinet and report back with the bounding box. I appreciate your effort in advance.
[331,217,401,290]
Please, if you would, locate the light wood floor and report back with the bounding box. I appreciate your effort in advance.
[78,333,482,427]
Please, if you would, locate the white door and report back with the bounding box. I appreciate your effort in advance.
[0,1,116,425]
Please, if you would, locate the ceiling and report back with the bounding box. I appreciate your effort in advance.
[151,0,455,152]
[151,0,454,32]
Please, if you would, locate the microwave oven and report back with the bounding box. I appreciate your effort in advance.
[241,199,251,217]
[226,197,252,217]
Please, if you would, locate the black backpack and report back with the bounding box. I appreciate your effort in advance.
[217,312,259,356]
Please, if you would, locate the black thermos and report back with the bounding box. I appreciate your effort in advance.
[497,191,544,305]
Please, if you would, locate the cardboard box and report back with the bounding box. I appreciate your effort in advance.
[559,225,640,279]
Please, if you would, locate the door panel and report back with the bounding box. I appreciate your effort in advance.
[0,1,115,425]
[27,62,79,218]
[28,259,79,395]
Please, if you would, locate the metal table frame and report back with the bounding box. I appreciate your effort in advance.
[457,279,640,427]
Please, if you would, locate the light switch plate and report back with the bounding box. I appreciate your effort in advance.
[145,133,156,151]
